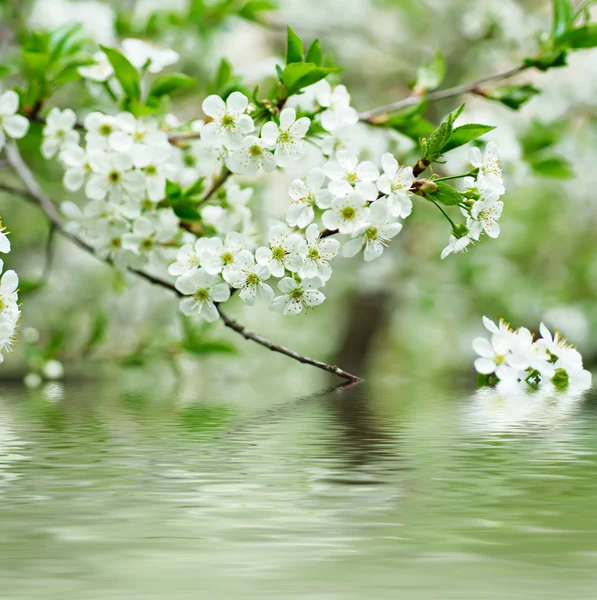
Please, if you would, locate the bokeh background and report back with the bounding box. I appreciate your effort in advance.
[1,0,596,388]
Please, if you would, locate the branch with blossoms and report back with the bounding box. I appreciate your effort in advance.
[0,4,596,387]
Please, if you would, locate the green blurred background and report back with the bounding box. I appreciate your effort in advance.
[0,0,595,387]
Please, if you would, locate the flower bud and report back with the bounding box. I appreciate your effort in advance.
[419,180,438,195]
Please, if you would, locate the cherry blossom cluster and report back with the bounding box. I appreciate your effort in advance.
[34,39,508,326]
[0,220,20,364]
[473,317,592,389]
[441,142,505,258]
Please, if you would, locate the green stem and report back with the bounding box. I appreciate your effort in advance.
[102,81,118,103]
[435,172,473,182]
[573,0,597,21]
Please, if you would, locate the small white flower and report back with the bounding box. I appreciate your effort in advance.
[134,144,178,202]
[465,197,503,240]
[78,51,114,82]
[286,168,332,229]
[225,250,273,306]
[168,238,212,277]
[300,224,339,282]
[121,39,179,74]
[313,80,359,132]
[59,144,97,191]
[41,108,80,159]
[470,142,504,196]
[473,331,512,376]
[323,150,379,200]
[86,151,145,202]
[440,234,472,259]
[226,135,276,176]
[261,108,311,167]
[0,265,19,317]
[122,212,178,259]
[109,112,169,155]
[175,268,230,322]
[321,190,368,235]
[201,92,254,149]
[201,232,248,278]
[0,91,29,150]
[255,225,307,277]
[84,111,118,151]
[0,221,10,254]
[271,277,326,316]
[376,153,414,218]
[342,198,402,261]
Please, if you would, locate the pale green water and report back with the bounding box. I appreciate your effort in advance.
[1,379,597,599]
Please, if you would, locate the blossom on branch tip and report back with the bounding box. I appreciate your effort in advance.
[225,250,274,306]
[377,153,414,219]
[41,108,80,159]
[175,268,230,322]
[255,225,306,278]
[200,232,249,278]
[321,190,368,235]
[300,224,339,282]
[314,80,359,133]
[271,277,325,316]
[201,92,254,149]
[226,135,276,176]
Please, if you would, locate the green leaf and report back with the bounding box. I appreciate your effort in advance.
[84,311,108,353]
[556,24,597,48]
[390,117,435,141]
[100,45,140,101]
[305,39,323,67]
[414,51,446,93]
[49,23,83,65]
[149,73,194,98]
[53,55,95,86]
[166,179,182,201]
[282,62,337,94]
[428,182,463,206]
[184,177,206,198]
[238,0,278,21]
[552,0,574,38]
[524,49,568,71]
[286,26,304,64]
[484,84,540,110]
[0,65,14,79]
[214,58,232,92]
[520,118,566,156]
[442,124,496,153]
[529,155,574,178]
[424,103,465,161]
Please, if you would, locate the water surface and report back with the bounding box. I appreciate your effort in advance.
[1,379,596,599]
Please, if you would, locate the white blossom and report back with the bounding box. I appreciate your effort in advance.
[59,144,96,191]
[200,232,249,278]
[78,51,114,82]
[201,92,254,149]
[226,135,276,176]
[470,142,504,196]
[168,238,212,277]
[465,197,503,240]
[175,268,230,322]
[255,225,306,277]
[376,153,414,218]
[0,221,10,254]
[343,198,402,261]
[225,250,273,306]
[322,190,368,235]
[86,151,145,202]
[286,168,332,229]
[323,150,379,200]
[314,80,358,132]
[440,234,472,259]
[300,223,339,281]
[109,113,169,156]
[41,108,80,159]
[0,91,29,150]
[84,112,118,151]
[261,108,310,167]
[121,38,179,73]
[271,277,325,316]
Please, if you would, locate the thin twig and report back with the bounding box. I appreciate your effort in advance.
[1,144,363,383]
[198,168,232,206]
[359,65,528,121]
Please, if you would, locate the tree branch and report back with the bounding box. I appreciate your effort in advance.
[1,143,363,383]
[359,65,528,121]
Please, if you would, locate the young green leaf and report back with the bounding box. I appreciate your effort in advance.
[282,63,338,94]
[428,182,463,206]
[441,124,496,153]
[100,45,140,101]
[305,39,323,67]
[286,26,304,65]
[170,198,203,221]
[149,73,194,98]
[214,58,232,92]
[238,0,278,22]
[529,156,574,178]
[483,84,540,110]
[414,51,446,93]
[184,177,206,198]
[556,24,597,48]
[552,0,574,38]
